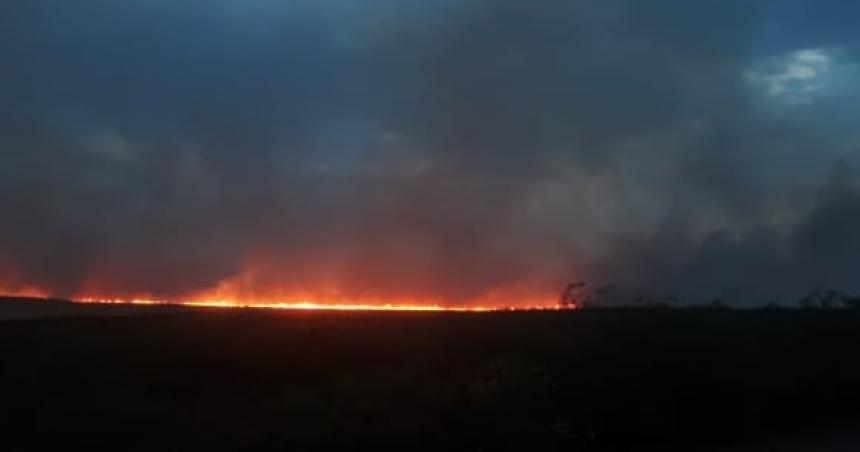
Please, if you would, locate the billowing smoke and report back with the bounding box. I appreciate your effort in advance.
[1,0,859,305]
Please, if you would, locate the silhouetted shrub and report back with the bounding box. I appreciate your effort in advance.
[842,296,860,309]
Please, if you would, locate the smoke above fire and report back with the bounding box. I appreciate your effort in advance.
[1,1,860,305]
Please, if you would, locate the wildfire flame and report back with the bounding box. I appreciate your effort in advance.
[71,297,567,312]
[1,287,570,313]
[1,270,574,312]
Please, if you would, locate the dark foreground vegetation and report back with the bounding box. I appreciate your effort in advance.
[2,302,860,451]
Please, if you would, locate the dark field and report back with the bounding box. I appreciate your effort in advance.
[2,301,860,451]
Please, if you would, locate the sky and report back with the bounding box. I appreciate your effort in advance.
[1,0,859,305]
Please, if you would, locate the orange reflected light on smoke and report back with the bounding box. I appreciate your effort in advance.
[72,297,564,312]
[2,283,571,313]
[0,286,51,299]
[73,286,568,312]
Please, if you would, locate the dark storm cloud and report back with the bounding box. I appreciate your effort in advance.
[1,0,858,303]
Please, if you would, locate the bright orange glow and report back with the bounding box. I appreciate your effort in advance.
[0,243,583,312]
[0,287,51,299]
[70,297,570,312]
[1,292,570,313]
[1,270,573,312]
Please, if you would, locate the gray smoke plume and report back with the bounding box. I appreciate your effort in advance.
[1,0,859,304]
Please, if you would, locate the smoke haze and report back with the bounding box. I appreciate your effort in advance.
[2,1,859,304]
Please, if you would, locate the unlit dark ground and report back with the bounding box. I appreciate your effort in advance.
[1,298,860,451]
[0,297,188,320]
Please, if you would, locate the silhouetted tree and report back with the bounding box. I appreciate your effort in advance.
[560,281,587,308]
[762,301,783,311]
[797,289,856,309]
[709,298,728,309]
[798,290,821,309]
[842,295,860,309]
[560,282,617,308]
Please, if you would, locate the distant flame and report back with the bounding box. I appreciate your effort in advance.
[1,266,572,312]
[71,297,568,312]
[1,287,569,313]
[0,287,51,299]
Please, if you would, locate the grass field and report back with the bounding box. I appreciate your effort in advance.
[2,299,860,451]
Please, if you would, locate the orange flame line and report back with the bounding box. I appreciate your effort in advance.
[71,297,570,312]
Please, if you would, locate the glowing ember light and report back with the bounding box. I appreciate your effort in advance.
[2,276,574,312]
[69,297,571,312]
[0,287,51,299]
[1,291,572,312]
[0,262,579,312]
